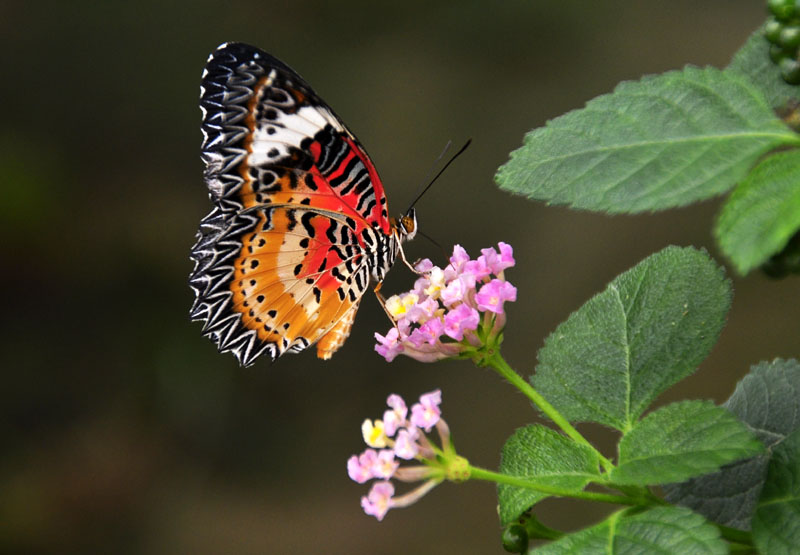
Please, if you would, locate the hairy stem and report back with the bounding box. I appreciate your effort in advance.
[487,351,615,473]
[470,466,650,506]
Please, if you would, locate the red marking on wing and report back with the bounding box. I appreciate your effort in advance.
[342,135,390,233]
[294,218,354,292]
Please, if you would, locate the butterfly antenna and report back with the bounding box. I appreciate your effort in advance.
[405,138,472,214]
[408,140,452,203]
[418,230,449,260]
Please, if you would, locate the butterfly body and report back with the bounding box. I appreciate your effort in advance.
[189,42,415,366]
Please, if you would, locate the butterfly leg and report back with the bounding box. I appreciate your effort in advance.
[373,281,411,339]
[397,243,424,275]
[372,281,397,323]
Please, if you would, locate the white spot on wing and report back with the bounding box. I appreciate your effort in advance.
[248,105,343,167]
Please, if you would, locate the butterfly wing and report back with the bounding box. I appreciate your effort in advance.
[197,41,391,226]
[189,42,397,366]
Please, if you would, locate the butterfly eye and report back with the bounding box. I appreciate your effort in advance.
[400,209,417,240]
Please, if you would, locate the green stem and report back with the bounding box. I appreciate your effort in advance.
[470,466,651,506]
[486,351,615,473]
[522,517,564,541]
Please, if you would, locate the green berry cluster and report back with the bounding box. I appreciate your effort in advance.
[766,0,800,83]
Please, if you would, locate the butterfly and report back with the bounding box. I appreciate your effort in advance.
[189,42,417,366]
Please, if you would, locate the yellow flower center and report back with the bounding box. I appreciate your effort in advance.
[362,419,388,448]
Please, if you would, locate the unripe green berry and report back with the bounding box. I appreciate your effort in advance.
[771,43,789,63]
[766,18,784,43]
[780,25,800,49]
[769,0,796,22]
[780,57,800,83]
[501,524,528,553]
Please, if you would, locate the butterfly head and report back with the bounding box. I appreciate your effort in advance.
[394,208,417,243]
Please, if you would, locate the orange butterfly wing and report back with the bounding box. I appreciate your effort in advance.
[189,43,399,365]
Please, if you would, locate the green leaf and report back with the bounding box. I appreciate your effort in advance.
[664,359,800,530]
[533,246,731,432]
[715,150,800,274]
[725,359,800,442]
[752,427,800,554]
[495,66,797,214]
[497,425,600,525]
[728,27,800,109]
[533,507,726,554]
[611,400,763,485]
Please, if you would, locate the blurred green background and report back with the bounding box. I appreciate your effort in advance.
[2,1,797,553]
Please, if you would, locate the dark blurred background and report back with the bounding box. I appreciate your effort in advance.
[2,1,796,553]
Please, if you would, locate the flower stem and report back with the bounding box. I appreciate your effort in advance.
[469,466,649,506]
[486,351,615,473]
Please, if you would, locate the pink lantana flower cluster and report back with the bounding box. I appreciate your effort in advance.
[375,242,517,362]
[347,390,467,521]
